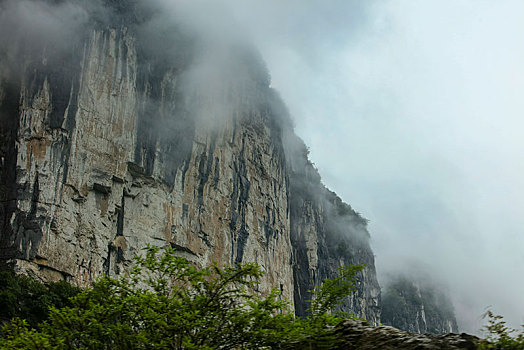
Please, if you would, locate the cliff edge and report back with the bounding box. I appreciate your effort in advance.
[0,0,379,322]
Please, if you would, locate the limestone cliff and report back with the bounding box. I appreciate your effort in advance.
[0,0,379,322]
[285,136,380,324]
[381,274,459,334]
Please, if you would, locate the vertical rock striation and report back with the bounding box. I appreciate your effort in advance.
[0,1,380,322]
[381,275,459,334]
[285,135,380,324]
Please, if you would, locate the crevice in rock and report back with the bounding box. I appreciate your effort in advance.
[103,243,113,276]
[230,136,251,265]
[116,194,125,237]
[197,135,216,207]
[170,242,197,256]
[29,173,40,218]
[212,156,220,189]
[0,80,21,259]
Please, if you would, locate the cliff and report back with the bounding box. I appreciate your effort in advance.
[0,0,379,323]
[381,274,459,334]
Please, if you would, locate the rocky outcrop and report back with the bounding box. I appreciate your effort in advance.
[336,319,481,350]
[286,136,380,324]
[381,274,459,334]
[0,0,379,322]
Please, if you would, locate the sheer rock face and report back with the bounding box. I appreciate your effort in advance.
[381,275,459,334]
[0,16,379,321]
[287,145,381,324]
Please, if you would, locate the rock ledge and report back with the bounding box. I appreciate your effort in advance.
[336,319,482,349]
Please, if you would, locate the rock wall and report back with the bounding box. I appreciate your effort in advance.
[0,1,380,322]
[381,275,459,334]
[285,135,380,324]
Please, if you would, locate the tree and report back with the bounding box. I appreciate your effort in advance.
[0,246,364,349]
[479,310,524,350]
[0,267,80,327]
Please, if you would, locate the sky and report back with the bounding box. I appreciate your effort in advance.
[228,0,524,334]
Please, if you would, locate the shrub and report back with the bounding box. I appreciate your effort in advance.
[480,310,524,350]
[0,246,364,349]
[0,267,80,327]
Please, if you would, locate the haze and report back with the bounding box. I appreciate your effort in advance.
[236,0,524,334]
[155,0,524,334]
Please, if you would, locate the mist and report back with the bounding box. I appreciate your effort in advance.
[240,0,524,335]
[2,0,523,335]
[181,0,524,334]
[194,0,521,334]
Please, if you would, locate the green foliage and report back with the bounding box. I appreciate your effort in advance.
[0,246,364,349]
[479,310,524,350]
[0,267,80,327]
[308,264,363,319]
[380,277,423,332]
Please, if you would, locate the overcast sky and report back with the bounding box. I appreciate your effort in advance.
[219,0,524,334]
